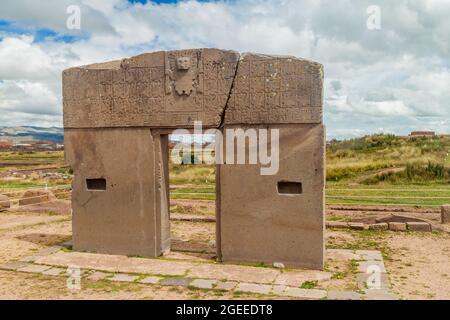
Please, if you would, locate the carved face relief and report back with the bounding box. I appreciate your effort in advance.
[176,57,191,70]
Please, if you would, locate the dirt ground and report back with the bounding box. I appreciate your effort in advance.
[0,207,449,299]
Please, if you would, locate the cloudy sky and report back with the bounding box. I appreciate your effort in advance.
[0,0,449,139]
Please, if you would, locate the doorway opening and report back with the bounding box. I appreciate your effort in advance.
[167,133,217,261]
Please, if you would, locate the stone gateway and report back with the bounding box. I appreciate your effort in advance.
[63,48,325,270]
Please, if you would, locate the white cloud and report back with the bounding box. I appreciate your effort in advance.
[0,0,448,138]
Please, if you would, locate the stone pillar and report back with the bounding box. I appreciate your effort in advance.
[65,128,170,256]
[442,205,450,224]
[217,124,325,269]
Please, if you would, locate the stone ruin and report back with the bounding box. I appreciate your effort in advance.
[63,49,325,270]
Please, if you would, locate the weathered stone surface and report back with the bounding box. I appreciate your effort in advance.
[348,222,367,230]
[327,290,361,300]
[0,261,30,271]
[326,249,362,261]
[272,285,287,295]
[41,267,65,276]
[188,263,279,284]
[18,264,51,273]
[65,129,170,257]
[0,194,10,210]
[87,271,110,281]
[406,222,431,232]
[225,53,323,125]
[389,222,407,231]
[19,190,56,206]
[109,274,139,283]
[35,251,195,276]
[441,205,450,224]
[190,279,217,289]
[326,221,349,229]
[355,250,383,261]
[235,282,272,295]
[218,124,325,269]
[63,49,325,270]
[64,49,323,129]
[364,289,397,300]
[215,281,238,291]
[139,276,162,284]
[160,277,193,287]
[274,270,331,286]
[282,287,327,299]
[368,223,388,231]
[63,49,240,129]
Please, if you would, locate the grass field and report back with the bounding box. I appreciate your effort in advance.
[1,134,449,206]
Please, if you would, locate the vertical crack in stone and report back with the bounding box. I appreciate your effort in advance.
[217,53,241,129]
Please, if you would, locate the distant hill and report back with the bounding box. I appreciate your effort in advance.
[0,126,64,144]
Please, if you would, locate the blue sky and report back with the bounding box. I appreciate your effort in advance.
[0,0,449,139]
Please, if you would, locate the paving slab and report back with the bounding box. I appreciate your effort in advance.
[41,267,65,276]
[272,285,287,295]
[327,290,361,300]
[215,281,238,291]
[188,263,279,284]
[274,270,331,286]
[355,250,383,261]
[0,261,30,271]
[364,289,397,300]
[407,222,431,232]
[35,251,195,276]
[235,283,272,295]
[18,264,51,273]
[326,221,349,229]
[160,277,193,287]
[282,287,327,299]
[139,276,163,284]
[109,274,139,283]
[190,279,217,289]
[87,271,110,281]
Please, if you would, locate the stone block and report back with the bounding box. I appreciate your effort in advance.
[218,125,325,270]
[235,282,272,295]
[368,223,388,231]
[388,222,407,231]
[327,290,361,300]
[282,287,327,299]
[41,267,65,276]
[349,222,367,230]
[406,222,431,232]
[0,261,30,271]
[109,274,139,283]
[190,279,218,289]
[215,281,238,291]
[364,289,397,300]
[87,271,110,281]
[139,276,163,284]
[441,205,450,224]
[326,221,349,229]
[19,190,56,206]
[18,264,52,273]
[0,194,10,210]
[160,277,193,287]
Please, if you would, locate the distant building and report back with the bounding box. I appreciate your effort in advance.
[409,131,435,138]
[0,141,14,150]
